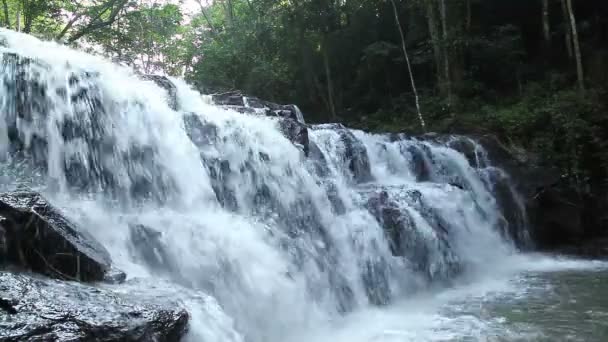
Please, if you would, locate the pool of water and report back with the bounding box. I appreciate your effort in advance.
[292,254,608,342]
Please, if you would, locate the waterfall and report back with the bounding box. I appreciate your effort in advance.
[0,29,528,342]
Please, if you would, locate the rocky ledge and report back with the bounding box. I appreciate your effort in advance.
[0,190,190,341]
[0,272,188,341]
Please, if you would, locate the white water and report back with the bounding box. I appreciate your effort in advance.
[1,29,605,342]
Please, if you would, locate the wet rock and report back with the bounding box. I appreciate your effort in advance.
[129,224,172,271]
[0,191,112,282]
[209,92,309,152]
[211,91,246,106]
[142,75,178,110]
[183,113,219,148]
[278,118,310,156]
[312,124,373,183]
[404,144,432,182]
[527,186,584,247]
[0,271,189,341]
[365,188,460,281]
[307,141,331,177]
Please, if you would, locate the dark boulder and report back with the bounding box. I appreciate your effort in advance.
[311,124,373,183]
[0,271,189,341]
[129,224,173,272]
[209,92,310,153]
[365,188,460,281]
[183,113,219,148]
[278,118,310,156]
[142,75,178,110]
[472,134,589,250]
[211,91,246,106]
[0,191,112,282]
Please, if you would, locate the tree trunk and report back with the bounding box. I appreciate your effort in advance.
[15,1,21,32]
[542,0,550,45]
[561,0,573,59]
[465,0,472,32]
[322,35,337,120]
[439,0,452,107]
[23,0,33,34]
[390,0,426,131]
[425,0,443,95]
[2,0,9,28]
[566,0,584,94]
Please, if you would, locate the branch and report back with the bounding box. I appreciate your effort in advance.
[66,0,129,44]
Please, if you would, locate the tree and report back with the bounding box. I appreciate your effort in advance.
[390,0,426,131]
[56,0,130,43]
[2,0,9,28]
[542,0,550,45]
[565,0,584,94]
[560,0,573,58]
[439,0,452,107]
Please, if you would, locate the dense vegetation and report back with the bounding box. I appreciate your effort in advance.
[2,0,608,196]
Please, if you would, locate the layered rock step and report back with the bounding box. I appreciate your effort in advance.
[0,272,188,341]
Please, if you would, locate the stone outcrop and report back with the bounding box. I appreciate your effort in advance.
[0,191,112,282]
[142,75,178,110]
[311,124,373,183]
[0,272,189,341]
[364,187,460,281]
[448,134,598,253]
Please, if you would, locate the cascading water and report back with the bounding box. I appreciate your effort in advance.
[0,29,550,341]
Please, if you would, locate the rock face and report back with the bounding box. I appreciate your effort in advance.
[142,75,178,110]
[364,187,460,281]
[459,134,592,251]
[208,91,310,156]
[311,124,373,183]
[0,272,189,341]
[0,191,112,282]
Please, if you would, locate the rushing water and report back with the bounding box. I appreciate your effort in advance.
[1,28,607,342]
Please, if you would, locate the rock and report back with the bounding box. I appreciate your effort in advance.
[365,188,460,281]
[183,113,219,148]
[142,75,178,110]
[211,91,246,106]
[129,224,172,271]
[404,144,432,182]
[209,92,310,152]
[0,191,112,282]
[278,118,310,156]
[527,186,584,248]
[312,124,373,183]
[0,271,189,341]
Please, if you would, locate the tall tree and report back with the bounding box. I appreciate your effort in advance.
[561,0,573,58]
[566,0,584,94]
[425,0,443,96]
[2,0,9,28]
[390,0,426,131]
[439,0,452,107]
[542,0,550,45]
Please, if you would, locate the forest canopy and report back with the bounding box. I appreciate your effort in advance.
[2,0,608,193]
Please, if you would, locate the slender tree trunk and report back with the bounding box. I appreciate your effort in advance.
[390,0,426,131]
[561,0,573,59]
[425,0,443,95]
[2,0,10,28]
[195,0,217,34]
[542,0,550,45]
[322,35,337,120]
[566,0,584,94]
[465,0,471,32]
[15,1,21,32]
[439,0,452,107]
